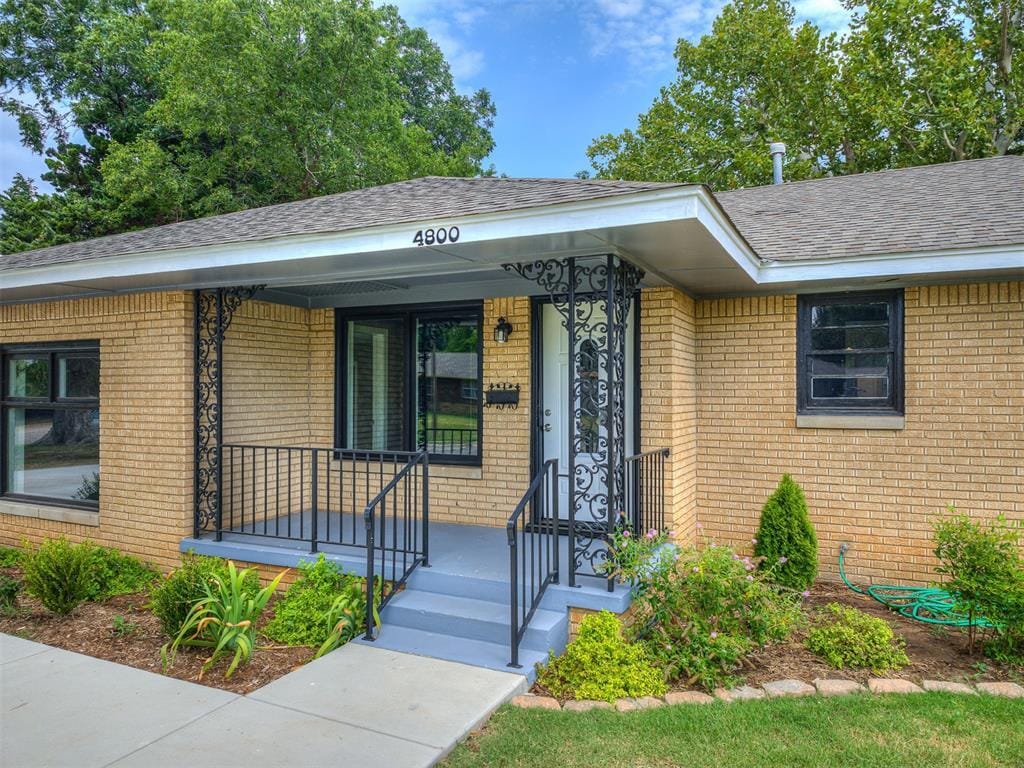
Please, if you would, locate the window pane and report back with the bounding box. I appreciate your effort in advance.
[6,357,49,398]
[346,319,406,451]
[811,302,889,328]
[810,325,890,351]
[811,377,889,399]
[810,353,889,377]
[58,354,100,399]
[5,407,100,502]
[417,316,480,457]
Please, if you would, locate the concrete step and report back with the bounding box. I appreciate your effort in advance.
[356,625,550,681]
[383,590,567,652]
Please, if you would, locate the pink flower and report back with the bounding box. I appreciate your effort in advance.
[710,631,718,640]
[622,530,630,538]
[751,538,757,545]
[646,529,656,540]
[667,531,675,538]
[778,556,788,564]
[746,575,754,582]
[692,566,700,574]
[801,590,811,598]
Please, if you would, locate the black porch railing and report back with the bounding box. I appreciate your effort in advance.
[363,450,429,639]
[625,448,670,533]
[421,426,478,456]
[507,458,559,668]
[219,444,427,554]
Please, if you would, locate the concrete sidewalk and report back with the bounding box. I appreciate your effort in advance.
[1,634,526,768]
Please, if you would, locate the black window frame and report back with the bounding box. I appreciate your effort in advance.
[334,301,484,466]
[797,290,904,417]
[1,341,101,509]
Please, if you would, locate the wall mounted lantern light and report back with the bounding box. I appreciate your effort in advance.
[493,316,513,344]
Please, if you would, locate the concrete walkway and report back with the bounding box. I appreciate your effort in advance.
[1,634,526,768]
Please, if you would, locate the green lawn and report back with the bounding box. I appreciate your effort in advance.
[442,693,1024,768]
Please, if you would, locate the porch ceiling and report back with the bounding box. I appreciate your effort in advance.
[0,186,762,304]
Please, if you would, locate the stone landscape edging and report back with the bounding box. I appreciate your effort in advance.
[512,679,1024,711]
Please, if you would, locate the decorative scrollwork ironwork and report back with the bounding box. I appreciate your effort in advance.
[193,286,263,537]
[503,255,643,589]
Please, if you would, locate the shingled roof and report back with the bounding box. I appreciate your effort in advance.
[0,176,680,272]
[715,155,1024,263]
[2,156,1022,273]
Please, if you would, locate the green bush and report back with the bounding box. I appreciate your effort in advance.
[87,546,159,600]
[806,602,909,673]
[21,538,96,615]
[0,574,21,614]
[538,611,666,703]
[150,553,260,638]
[264,554,366,647]
[754,475,818,590]
[163,561,286,679]
[933,510,1024,661]
[0,546,22,568]
[630,544,804,691]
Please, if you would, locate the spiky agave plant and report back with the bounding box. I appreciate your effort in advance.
[162,561,287,679]
[315,575,384,658]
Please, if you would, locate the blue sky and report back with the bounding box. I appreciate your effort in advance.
[0,0,852,191]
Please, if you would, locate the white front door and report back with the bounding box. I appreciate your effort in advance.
[540,301,635,521]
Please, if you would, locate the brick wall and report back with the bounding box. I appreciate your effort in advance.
[695,282,1024,584]
[0,293,194,571]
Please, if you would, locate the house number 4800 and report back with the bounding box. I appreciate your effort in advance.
[412,226,460,246]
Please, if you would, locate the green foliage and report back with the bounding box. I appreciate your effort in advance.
[0,546,22,567]
[150,553,260,638]
[586,0,1023,189]
[538,611,666,703]
[598,528,674,584]
[0,0,496,253]
[20,538,96,615]
[754,475,818,591]
[933,510,1024,661]
[162,561,287,679]
[630,545,804,691]
[315,577,383,659]
[263,554,366,648]
[806,603,909,673]
[111,614,138,637]
[0,574,21,614]
[87,546,159,600]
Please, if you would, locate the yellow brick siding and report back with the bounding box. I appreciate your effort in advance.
[0,292,194,571]
[695,282,1024,584]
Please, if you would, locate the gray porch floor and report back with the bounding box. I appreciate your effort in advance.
[181,514,631,612]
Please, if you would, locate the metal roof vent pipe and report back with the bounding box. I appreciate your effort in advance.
[770,142,786,184]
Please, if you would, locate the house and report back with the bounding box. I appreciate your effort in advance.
[2,155,1022,672]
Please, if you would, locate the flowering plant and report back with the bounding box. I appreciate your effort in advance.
[598,527,675,585]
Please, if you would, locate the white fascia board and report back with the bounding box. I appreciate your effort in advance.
[756,243,1024,285]
[1,186,716,291]
[694,197,762,282]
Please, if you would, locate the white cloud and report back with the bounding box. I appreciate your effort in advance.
[389,0,491,86]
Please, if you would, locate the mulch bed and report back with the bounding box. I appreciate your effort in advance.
[532,580,1020,698]
[0,566,313,695]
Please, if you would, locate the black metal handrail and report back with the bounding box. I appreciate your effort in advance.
[624,447,670,533]
[421,426,478,456]
[219,444,422,553]
[507,458,559,668]
[363,450,429,640]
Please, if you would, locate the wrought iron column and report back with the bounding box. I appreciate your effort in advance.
[504,255,642,589]
[193,286,263,538]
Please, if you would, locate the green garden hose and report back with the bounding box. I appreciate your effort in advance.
[837,544,994,628]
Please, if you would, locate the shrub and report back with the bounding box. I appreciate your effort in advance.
[933,510,1024,661]
[806,603,909,673]
[20,538,96,615]
[538,611,666,703]
[150,553,260,638]
[0,574,21,614]
[264,554,367,648]
[630,544,804,691]
[0,546,22,568]
[754,475,818,590]
[87,547,159,600]
[315,578,380,659]
[162,561,287,678]
[599,528,675,585]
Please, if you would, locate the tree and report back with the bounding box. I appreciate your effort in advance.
[587,0,1023,189]
[0,0,496,251]
[754,474,818,591]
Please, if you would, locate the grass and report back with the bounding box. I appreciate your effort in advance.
[442,693,1024,768]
